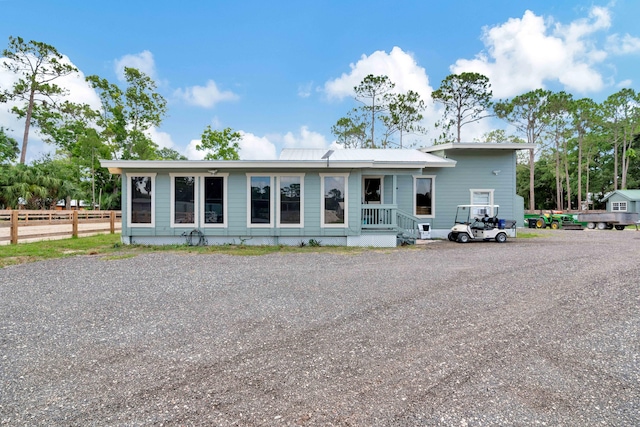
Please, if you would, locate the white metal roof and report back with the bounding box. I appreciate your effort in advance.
[421,142,536,153]
[280,148,455,164]
[101,148,456,174]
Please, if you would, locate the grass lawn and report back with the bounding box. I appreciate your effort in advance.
[0,233,377,268]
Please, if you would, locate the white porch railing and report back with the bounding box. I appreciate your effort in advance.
[360,205,421,239]
[361,204,397,229]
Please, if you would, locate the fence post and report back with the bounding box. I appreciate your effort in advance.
[110,211,116,234]
[72,210,79,238]
[10,210,18,244]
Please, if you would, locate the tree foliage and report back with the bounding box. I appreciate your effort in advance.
[333,75,426,148]
[494,89,552,211]
[197,126,241,160]
[0,127,19,164]
[354,74,395,147]
[432,72,492,143]
[86,67,167,160]
[1,36,79,164]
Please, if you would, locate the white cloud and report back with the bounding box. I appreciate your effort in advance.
[323,46,442,143]
[145,127,175,150]
[324,46,434,103]
[606,33,640,54]
[183,131,277,160]
[184,139,205,160]
[114,50,157,82]
[616,78,633,88]
[174,80,238,108]
[297,81,313,98]
[238,131,277,159]
[451,7,616,97]
[282,126,329,150]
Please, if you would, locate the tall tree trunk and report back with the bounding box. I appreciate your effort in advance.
[555,138,562,210]
[577,135,583,211]
[19,88,36,164]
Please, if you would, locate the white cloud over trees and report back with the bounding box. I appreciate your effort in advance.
[451,6,640,98]
[173,80,239,108]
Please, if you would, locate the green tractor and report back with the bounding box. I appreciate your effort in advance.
[526,211,576,229]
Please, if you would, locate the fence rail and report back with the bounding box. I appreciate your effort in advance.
[0,210,122,245]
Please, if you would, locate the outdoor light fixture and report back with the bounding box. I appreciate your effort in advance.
[492,170,501,175]
[208,169,218,175]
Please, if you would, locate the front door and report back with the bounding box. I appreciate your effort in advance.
[363,177,382,204]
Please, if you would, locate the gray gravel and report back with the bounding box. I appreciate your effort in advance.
[1,229,639,426]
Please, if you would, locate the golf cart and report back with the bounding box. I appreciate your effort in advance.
[448,205,513,243]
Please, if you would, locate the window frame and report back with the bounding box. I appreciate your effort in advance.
[470,189,495,216]
[320,173,349,228]
[126,173,156,228]
[169,173,198,228]
[246,174,274,228]
[413,175,435,218]
[276,173,305,228]
[362,175,384,204]
[200,173,229,228]
[611,201,627,212]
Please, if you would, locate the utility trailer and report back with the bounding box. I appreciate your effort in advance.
[576,212,639,230]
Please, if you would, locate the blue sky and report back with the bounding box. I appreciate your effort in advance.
[1,0,640,161]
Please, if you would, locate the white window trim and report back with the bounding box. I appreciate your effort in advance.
[413,175,436,218]
[320,173,349,228]
[201,173,229,229]
[169,173,199,228]
[362,175,384,204]
[276,173,305,228]
[470,189,495,216]
[126,173,156,228]
[612,201,627,212]
[246,174,274,228]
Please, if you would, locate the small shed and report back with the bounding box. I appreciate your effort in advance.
[602,190,640,214]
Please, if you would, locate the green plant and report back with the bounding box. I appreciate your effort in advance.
[308,239,321,247]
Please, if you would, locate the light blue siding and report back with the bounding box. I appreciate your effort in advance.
[116,148,522,245]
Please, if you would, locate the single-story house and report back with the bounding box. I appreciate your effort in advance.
[100,143,534,247]
[601,189,640,214]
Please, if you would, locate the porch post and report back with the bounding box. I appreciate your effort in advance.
[392,175,397,205]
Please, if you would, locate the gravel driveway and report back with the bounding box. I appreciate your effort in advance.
[1,230,639,426]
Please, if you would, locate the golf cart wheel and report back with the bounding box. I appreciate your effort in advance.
[536,218,546,229]
[614,224,626,230]
[457,233,470,243]
[448,232,455,241]
[495,233,507,243]
[551,221,559,229]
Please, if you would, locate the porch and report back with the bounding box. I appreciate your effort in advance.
[360,204,423,243]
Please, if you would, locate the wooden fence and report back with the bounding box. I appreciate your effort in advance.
[0,210,122,245]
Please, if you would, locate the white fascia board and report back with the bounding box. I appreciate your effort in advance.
[421,143,536,153]
[100,159,456,174]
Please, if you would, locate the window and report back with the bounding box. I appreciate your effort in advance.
[278,175,303,227]
[171,175,196,226]
[612,201,627,212]
[248,175,273,227]
[321,174,348,227]
[204,176,225,225]
[127,173,156,227]
[414,176,434,217]
[470,189,494,216]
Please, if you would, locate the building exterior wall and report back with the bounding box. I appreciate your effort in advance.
[116,149,521,245]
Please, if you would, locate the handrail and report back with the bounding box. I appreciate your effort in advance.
[396,210,421,239]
